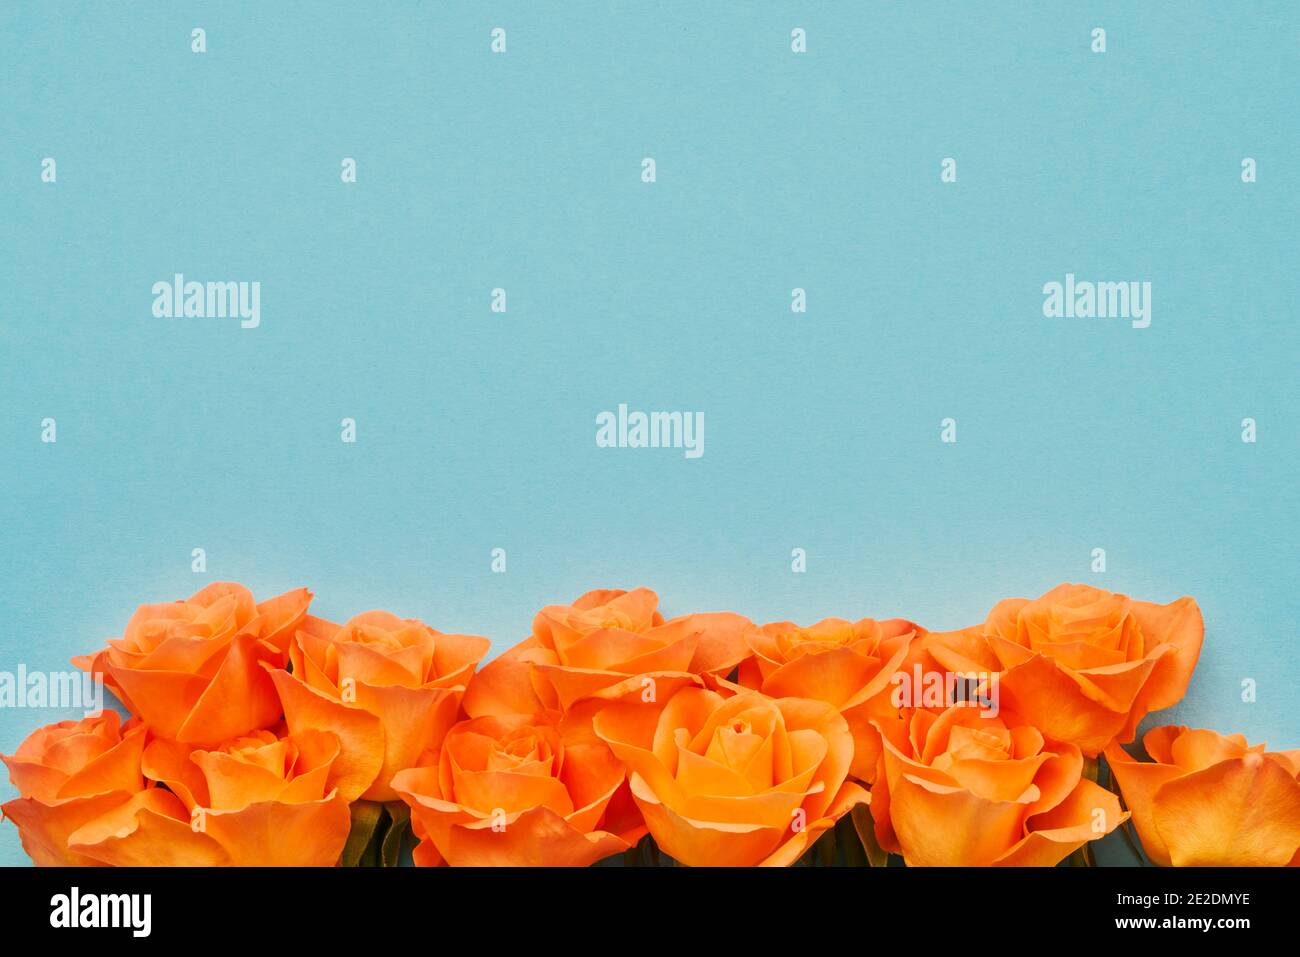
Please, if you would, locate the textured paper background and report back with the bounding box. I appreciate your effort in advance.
[2,3,1297,865]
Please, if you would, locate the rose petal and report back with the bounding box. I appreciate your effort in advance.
[200,791,351,866]
[66,789,229,866]
[1154,753,1300,866]
[270,669,385,803]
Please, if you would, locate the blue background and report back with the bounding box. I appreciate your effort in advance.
[2,3,1296,866]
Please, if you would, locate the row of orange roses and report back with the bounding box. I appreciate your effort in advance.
[3,581,1298,866]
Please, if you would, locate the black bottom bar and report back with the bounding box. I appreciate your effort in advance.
[5,865,1292,943]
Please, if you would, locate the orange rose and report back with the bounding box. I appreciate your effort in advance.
[463,588,752,716]
[1105,726,1300,866]
[869,701,1125,866]
[593,687,867,866]
[2,711,149,866]
[926,584,1203,755]
[392,709,643,866]
[735,616,920,782]
[65,727,351,866]
[270,611,490,802]
[72,582,312,746]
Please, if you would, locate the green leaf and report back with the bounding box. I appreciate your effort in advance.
[1119,820,1148,866]
[640,834,659,867]
[340,800,385,868]
[850,804,890,867]
[1066,843,1098,867]
[814,826,837,866]
[381,802,411,867]
[836,815,867,866]
[625,834,651,867]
